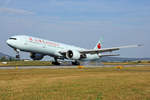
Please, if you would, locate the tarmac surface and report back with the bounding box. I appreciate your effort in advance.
[0,64,149,69]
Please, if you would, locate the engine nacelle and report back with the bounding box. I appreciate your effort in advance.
[30,53,44,60]
[66,50,81,60]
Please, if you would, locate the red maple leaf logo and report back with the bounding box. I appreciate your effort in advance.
[97,43,101,49]
[29,37,33,41]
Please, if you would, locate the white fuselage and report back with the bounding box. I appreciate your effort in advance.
[6,35,100,61]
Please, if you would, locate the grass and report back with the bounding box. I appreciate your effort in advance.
[103,61,150,65]
[0,66,150,100]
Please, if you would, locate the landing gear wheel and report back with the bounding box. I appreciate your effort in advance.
[16,55,20,59]
[52,62,60,65]
[52,57,60,65]
[72,61,80,65]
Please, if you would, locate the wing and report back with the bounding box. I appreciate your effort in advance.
[79,44,142,54]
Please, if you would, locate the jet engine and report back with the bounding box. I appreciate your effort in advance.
[66,50,81,60]
[30,53,44,60]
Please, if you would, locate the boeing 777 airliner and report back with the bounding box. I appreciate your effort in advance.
[6,35,141,65]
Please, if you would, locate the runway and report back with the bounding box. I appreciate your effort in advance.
[0,65,102,69]
[0,64,149,69]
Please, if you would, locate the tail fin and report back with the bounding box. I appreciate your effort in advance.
[94,40,102,50]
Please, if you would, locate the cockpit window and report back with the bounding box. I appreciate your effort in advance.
[9,38,17,40]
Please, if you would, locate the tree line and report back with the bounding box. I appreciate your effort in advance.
[0,56,18,61]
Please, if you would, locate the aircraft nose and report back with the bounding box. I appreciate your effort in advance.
[6,40,10,45]
[6,39,12,46]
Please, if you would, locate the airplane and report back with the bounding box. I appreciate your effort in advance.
[6,35,142,65]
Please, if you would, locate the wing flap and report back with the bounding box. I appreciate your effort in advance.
[80,48,119,54]
[99,54,120,57]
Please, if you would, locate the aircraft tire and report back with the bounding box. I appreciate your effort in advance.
[72,61,80,65]
[52,62,60,65]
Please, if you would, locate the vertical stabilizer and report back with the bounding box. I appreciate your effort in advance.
[94,40,102,50]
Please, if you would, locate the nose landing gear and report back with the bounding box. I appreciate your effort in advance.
[14,49,20,59]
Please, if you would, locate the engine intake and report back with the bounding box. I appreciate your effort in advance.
[66,50,81,60]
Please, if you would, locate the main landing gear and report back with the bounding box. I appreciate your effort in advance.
[52,57,60,65]
[51,58,80,66]
[72,60,80,65]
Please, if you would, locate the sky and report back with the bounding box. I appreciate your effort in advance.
[0,0,150,59]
